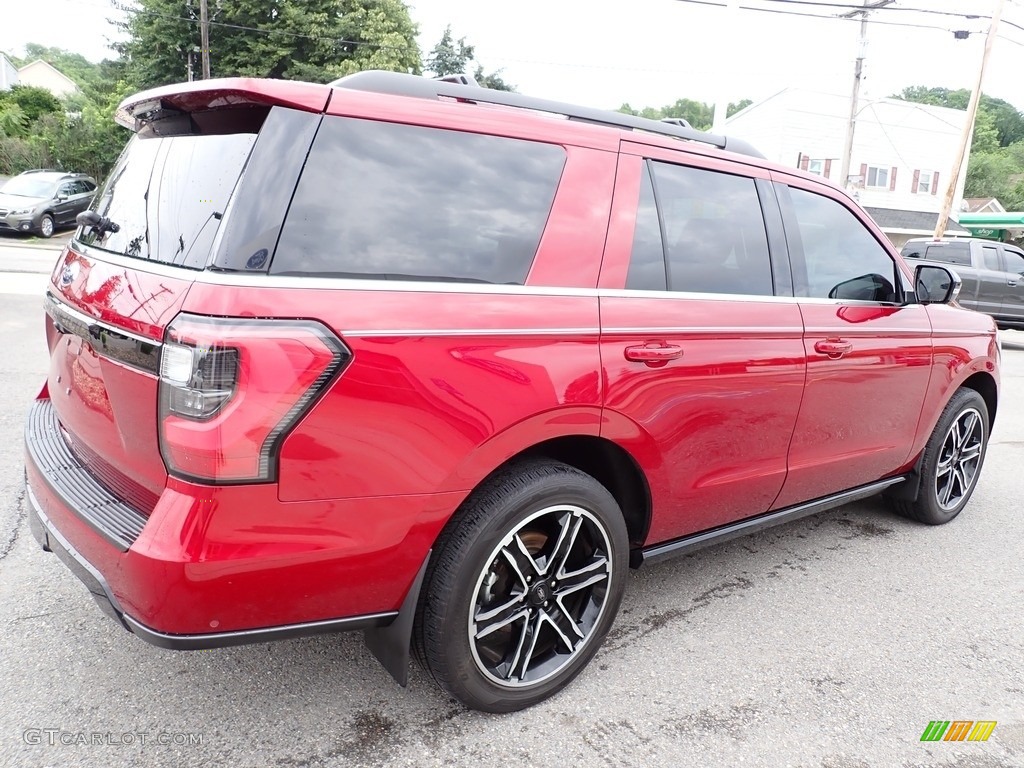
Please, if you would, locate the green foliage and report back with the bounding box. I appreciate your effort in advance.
[896,85,1024,208]
[426,25,515,91]
[0,85,62,123]
[473,65,514,92]
[116,0,421,88]
[618,98,751,131]
[427,25,473,77]
[894,85,1024,148]
[0,103,29,138]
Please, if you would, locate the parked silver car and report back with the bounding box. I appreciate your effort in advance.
[0,170,97,238]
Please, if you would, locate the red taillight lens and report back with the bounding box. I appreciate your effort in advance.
[158,314,350,483]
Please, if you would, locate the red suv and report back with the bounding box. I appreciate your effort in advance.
[25,72,999,713]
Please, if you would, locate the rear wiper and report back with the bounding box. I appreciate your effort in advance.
[76,210,121,235]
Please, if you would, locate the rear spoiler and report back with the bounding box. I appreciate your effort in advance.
[116,78,333,134]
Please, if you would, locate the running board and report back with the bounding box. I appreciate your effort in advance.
[632,475,908,568]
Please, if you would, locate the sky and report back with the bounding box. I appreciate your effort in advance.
[1,0,1022,113]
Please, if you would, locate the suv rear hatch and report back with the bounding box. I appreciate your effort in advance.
[43,80,330,520]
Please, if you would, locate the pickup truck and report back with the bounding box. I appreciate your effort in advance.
[901,237,1024,329]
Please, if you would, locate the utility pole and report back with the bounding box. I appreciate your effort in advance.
[934,0,1006,239]
[839,0,894,190]
[199,0,211,80]
[711,0,740,133]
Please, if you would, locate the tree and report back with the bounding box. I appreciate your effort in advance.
[426,25,473,77]
[425,26,515,90]
[0,85,62,124]
[473,65,514,92]
[115,0,421,89]
[0,104,29,138]
[895,85,1024,149]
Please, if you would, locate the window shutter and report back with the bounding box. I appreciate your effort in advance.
[823,159,832,178]
[799,155,810,171]
[912,169,920,194]
[931,172,939,195]
[889,167,897,191]
[859,163,867,185]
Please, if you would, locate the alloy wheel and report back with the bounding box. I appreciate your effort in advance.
[935,406,984,511]
[468,504,613,688]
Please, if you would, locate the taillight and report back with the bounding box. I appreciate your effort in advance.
[158,314,350,483]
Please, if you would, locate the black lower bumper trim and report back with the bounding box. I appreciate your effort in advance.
[122,611,396,651]
[26,479,397,651]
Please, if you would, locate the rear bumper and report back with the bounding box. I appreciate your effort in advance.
[24,397,456,644]
[26,478,394,649]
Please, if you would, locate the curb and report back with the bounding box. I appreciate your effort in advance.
[0,241,67,253]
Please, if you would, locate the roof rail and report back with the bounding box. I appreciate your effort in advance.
[329,70,765,160]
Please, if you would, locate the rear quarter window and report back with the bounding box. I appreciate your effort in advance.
[922,242,972,266]
[271,117,566,284]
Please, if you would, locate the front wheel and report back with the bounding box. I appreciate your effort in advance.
[38,214,54,238]
[414,460,628,712]
[893,387,989,525]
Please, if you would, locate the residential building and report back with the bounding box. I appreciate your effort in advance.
[16,60,78,98]
[726,88,971,248]
[962,197,1005,214]
[0,53,18,91]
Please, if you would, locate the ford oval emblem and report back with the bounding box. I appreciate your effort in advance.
[59,261,79,287]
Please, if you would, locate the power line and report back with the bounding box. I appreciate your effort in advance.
[670,0,982,33]
[758,0,989,18]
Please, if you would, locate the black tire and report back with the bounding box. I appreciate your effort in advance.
[893,387,989,525]
[414,459,628,713]
[38,214,54,239]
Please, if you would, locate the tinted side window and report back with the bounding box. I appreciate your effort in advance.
[273,118,566,284]
[982,245,1002,271]
[1003,247,1024,274]
[625,163,666,291]
[650,161,773,296]
[924,243,972,265]
[787,187,898,302]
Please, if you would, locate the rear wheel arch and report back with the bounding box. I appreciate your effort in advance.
[439,433,652,556]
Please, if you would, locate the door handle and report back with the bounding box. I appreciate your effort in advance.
[814,339,853,358]
[624,343,684,367]
[1008,279,1018,286]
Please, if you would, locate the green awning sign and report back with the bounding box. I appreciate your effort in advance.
[965,226,1004,240]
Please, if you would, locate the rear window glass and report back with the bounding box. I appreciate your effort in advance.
[902,242,971,265]
[78,133,256,268]
[272,117,566,283]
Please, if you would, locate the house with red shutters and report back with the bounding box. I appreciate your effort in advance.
[726,88,971,248]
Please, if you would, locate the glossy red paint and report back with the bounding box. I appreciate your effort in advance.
[119,77,332,118]
[772,301,933,508]
[46,246,192,499]
[25,76,1001,652]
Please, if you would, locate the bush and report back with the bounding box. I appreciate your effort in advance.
[0,136,51,175]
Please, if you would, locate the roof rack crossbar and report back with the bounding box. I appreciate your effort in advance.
[329,71,764,160]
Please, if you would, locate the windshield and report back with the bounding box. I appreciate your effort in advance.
[78,132,257,268]
[1,176,56,198]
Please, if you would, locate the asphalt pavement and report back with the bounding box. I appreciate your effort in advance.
[0,259,1021,768]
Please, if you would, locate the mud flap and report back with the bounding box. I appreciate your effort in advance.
[363,550,430,687]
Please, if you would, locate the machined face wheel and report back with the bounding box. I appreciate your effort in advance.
[934,406,984,511]
[468,504,613,688]
[39,215,54,238]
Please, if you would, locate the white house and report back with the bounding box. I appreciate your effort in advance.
[0,53,18,91]
[16,60,79,98]
[726,88,971,248]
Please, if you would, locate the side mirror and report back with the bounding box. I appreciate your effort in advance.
[915,264,961,305]
[56,195,67,202]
